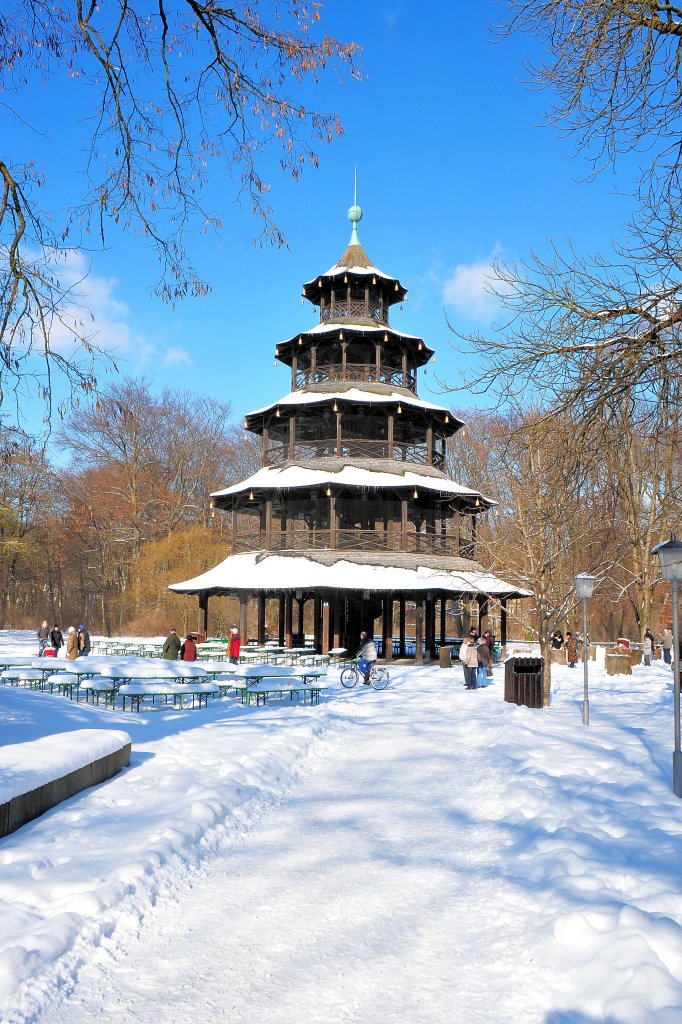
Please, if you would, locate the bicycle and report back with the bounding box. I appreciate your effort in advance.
[340,659,390,690]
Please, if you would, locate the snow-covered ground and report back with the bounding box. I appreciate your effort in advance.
[2,629,682,1023]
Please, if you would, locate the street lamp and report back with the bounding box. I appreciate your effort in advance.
[574,573,597,725]
[652,535,682,798]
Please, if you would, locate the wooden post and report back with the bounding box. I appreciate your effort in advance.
[239,593,249,643]
[388,413,394,460]
[289,414,295,462]
[198,592,208,637]
[399,596,406,656]
[311,344,317,380]
[322,600,330,655]
[278,595,285,646]
[265,497,272,550]
[257,593,266,645]
[500,598,508,656]
[333,592,341,650]
[336,411,342,457]
[427,596,437,660]
[375,342,381,382]
[297,597,305,637]
[426,424,433,466]
[285,594,293,647]
[440,597,447,647]
[401,352,407,388]
[383,593,393,662]
[415,597,424,666]
[329,492,337,549]
[401,497,408,552]
[314,594,322,652]
[291,353,298,391]
[262,424,269,467]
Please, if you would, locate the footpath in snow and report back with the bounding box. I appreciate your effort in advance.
[2,631,682,1023]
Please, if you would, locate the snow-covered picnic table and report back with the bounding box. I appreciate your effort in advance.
[118,680,220,712]
[231,664,327,706]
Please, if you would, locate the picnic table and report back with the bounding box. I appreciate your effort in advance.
[231,663,327,706]
[1,668,44,689]
[119,680,220,712]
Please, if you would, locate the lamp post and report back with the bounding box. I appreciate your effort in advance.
[574,573,597,725]
[652,535,682,798]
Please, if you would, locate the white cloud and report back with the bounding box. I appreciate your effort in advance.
[442,247,505,320]
[164,346,193,367]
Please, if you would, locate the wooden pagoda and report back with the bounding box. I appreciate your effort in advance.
[170,203,528,659]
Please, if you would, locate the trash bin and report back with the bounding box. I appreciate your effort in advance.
[504,656,545,708]
[439,646,452,669]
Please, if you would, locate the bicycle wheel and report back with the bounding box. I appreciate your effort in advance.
[340,667,359,688]
[371,667,390,690]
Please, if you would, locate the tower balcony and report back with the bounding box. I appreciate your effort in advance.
[321,300,389,325]
[232,528,475,559]
[263,437,446,471]
[295,362,416,392]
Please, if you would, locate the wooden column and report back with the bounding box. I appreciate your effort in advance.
[375,342,381,382]
[239,593,249,642]
[401,352,407,388]
[336,411,342,457]
[500,598,508,654]
[414,597,424,666]
[401,497,408,552]
[257,593,266,645]
[364,284,369,318]
[285,594,293,647]
[297,597,305,637]
[388,413,394,460]
[399,596,406,657]
[341,341,347,378]
[427,596,437,659]
[289,414,295,461]
[440,597,447,647]
[291,352,298,391]
[262,424,269,467]
[329,492,337,549]
[311,344,317,380]
[278,595,285,646]
[383,593,393,662]
[198,592,208,637]
[426,424,433,466]
[322,600,330,655]
[333,592,341,650]
[314,594,322,652]
[265,497,272,549]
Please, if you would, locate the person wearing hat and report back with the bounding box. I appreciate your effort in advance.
[162,628,181,660]
[179,633,197,662]
[66,627,79,660]
[77,624,91,657]
[227,626,241,664]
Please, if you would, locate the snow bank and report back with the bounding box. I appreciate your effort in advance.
[0,730,131,804]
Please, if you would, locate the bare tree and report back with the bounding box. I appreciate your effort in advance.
[1,2,359,428]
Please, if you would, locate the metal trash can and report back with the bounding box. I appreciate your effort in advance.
[439,646,453,669]
[504,656,545,708]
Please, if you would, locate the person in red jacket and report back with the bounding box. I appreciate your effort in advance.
[179,634,197,661]
[227,627,241,664]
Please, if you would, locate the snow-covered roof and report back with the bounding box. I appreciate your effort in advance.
[211,464,494,505]
[169,551,531,598]
[278,321,426,345]
[245,388,454,420]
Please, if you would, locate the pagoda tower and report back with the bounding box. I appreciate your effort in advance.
[170,203,527,659]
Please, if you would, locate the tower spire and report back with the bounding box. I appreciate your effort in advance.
[348,168,362,246]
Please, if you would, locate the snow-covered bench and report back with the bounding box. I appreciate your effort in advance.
[1,669,44,689]
[241,678,326,707]
[118,680,220,712]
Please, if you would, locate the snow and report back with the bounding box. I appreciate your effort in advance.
[244,386,453,420]
[168,549,532,597]
[2,628,682,1022]
[211,462,490,502]
[277,319,429,345]
[0,731,131,804]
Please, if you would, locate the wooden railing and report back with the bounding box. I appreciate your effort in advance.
[264,438,445,471]
[295,364,416,392]
[321,302,389,324]
[232,528,473,557]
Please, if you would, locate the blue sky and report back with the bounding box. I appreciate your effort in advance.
[9,1,641,440]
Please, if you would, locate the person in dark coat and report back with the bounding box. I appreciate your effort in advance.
[180,634,197,661]
[565,631,578,668]
[476,637,491,686]
[77,624,90,657]
[49,624,64,655]
[551,630,564,650]
[37,620,50,656]
[162,629,182,659]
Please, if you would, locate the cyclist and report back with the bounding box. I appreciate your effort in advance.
[356,630,377,685]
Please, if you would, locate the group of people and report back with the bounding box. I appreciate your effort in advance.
[161,626,242,663]
[36,621,90,659]
[459,628,495,690]
[551,629,582,668]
